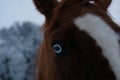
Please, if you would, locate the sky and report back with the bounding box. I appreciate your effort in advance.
[0,0,120,29]
[108,0,120,25]
[0,0,45,29]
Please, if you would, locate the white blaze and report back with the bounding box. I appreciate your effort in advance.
[74,13,120,80]
[57,0,62,2]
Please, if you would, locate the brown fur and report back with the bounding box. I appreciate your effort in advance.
[33,0,120,80]
[33,0,58,18]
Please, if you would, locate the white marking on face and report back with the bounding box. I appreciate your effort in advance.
[57,0,61,2]
[74,13,120,80]
[89,0,95,4]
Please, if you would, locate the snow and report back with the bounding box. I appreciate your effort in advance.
[0,22,41,80]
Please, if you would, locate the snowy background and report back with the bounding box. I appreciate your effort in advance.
[0,0,43,79]
[0,22,41,80]
[0,0,120,80]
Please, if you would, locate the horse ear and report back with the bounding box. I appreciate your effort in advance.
[95,0,112,10]
[33,0,58,18]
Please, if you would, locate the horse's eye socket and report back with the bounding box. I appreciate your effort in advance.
[53,44,62,54]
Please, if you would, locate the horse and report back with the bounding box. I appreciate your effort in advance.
[33,0,120,80]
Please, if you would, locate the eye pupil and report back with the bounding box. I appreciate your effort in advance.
[55,46,60,51]
[53,44,62,54]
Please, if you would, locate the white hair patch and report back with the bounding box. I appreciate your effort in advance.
[89,0,95,4]
[57,0,61,2]
[74,13,120,80]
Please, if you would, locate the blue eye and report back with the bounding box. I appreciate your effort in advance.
[53,44,62,54]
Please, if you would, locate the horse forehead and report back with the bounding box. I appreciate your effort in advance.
[74,13,120,80]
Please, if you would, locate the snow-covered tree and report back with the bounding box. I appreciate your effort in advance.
[0,22,41,80]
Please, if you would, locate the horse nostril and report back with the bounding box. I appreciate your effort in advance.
[53,44,62,54]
